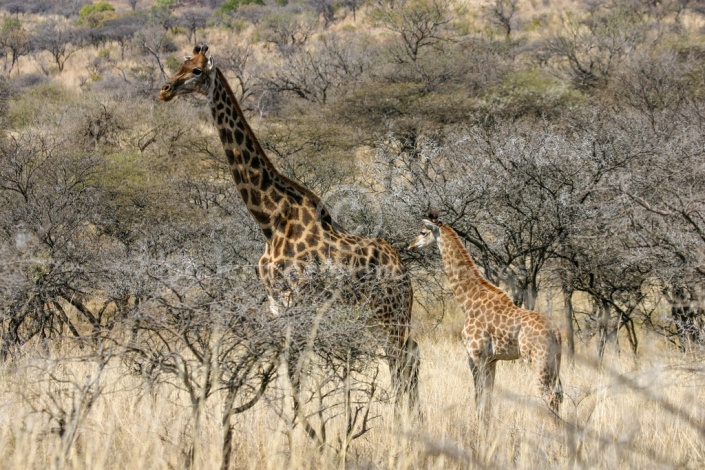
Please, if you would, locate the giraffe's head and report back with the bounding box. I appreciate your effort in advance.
[407,210,442,250]
[159,44,215,102]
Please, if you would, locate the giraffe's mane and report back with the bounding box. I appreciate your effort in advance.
[214,68,330,212]
[439,224,513,300]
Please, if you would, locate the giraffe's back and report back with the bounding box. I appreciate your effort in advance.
[259,227,413,343]
[461,302,560,363]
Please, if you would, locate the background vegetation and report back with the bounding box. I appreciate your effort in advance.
[1,0,704,468]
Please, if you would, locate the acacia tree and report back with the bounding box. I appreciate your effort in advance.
[133,24,176,80]
[122,265,278,470]
[265,32,370,104]
[258,9,316,56]
[179,8,211,44]
[371,0,456,64]
[18,345,112,468]
[150,0,179,31]
[374,121,590,311]
[0,0,52,15]
[0,132,107,357]
[0,17,33,77]
[545,3,651,89]
[610,49,698,136]
[372,106,688,356]
[216,42,260,104]
[0,98,206,357]
[99,13,149,60]
[307,0,336,27]
[115,209,388,466]
[562,217,651,359]
[618,104,705,347]
[342,0,364,21]
[486,0,519,38]
[34,20,85,72]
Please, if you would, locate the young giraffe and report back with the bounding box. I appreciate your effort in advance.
[159,45,419,409]
[408,211,562,418]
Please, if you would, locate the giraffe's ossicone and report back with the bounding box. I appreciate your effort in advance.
[160,45,419,410]
[409,211,562,419]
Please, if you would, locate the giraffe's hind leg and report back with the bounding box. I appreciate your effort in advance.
[388,336,420,416]
[402,336,420,410]
[545,337,563,414]
[536,358,562,414]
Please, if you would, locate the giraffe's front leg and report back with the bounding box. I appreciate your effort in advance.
[266,294,285,316]
[466,333,496,424]
[468,353,492,420]
[258,252,296,316]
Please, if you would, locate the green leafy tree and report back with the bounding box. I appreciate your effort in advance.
[151,0,179,31]
[77,2,116,28]
[220,0,265,14]
[154,0,178,8]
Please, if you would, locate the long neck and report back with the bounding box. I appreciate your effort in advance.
[207,69,326,239]
[436,225,506,303]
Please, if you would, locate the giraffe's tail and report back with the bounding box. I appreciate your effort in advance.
[554,377,564,405]
[553,329,564,408]
[544,376,563,415]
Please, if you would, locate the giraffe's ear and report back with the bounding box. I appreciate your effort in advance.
[422,219,435,229]
[206,55,215,71]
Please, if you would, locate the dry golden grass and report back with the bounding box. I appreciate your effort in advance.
[1,323,703,469]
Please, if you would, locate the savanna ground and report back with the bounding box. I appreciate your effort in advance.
[1,300,703,469]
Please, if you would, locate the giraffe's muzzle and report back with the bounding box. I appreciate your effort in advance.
[159,84,174,102]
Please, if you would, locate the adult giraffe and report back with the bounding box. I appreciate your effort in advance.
[159,45,419,409]
[409,211,561,420]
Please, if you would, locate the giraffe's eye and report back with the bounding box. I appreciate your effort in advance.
[192,68,202,76]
